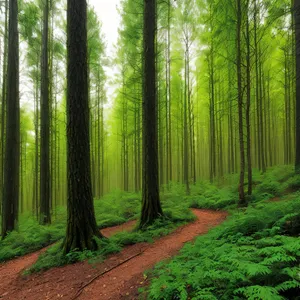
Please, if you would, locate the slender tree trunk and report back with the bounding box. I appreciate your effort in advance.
[63,0,103,253]
[258,49,266,173]
[246,4,252,195]
[20,134,23,214]
[209,43,216,182]
[140,0,163,228]
[254,0,262,171]
[237,0,246,206]
[97,69,101,197]
[40,0,51,225]
[167,0,172,182]
[2,0,19,237]
[184,51,190,195]
[295,0,300,173]
[0,0,8,215]
[35,62,39,219]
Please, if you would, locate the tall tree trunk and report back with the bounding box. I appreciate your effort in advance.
[295,0,300,173]
[97,70,101,197]
[140,0,163,228]
[209,45,216,182]
[40,0,51,225]
[246,4,252,195]
[0,0,8,215]
[63,0,103,253]
[184,51,190,195]
[167,0,172,182]
[236,0,246,206]
[258,49,266,172]
[2,0,19,237]
[254,0,262,171]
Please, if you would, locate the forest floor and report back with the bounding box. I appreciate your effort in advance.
[0,209,227,300]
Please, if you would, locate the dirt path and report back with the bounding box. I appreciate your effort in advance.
[0,209,227,300]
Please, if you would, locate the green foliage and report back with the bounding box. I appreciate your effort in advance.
[282,174,300,193]
[0,210,66,263]
[146,196,300,299]
[0,187,194,264]
[26,238,122,274]
[187,181,237,210]
[23,191,193,273]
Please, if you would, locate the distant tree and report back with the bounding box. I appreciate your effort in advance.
[295,0,300,173]
[139,0,163,228]
[236,0,246,206]
[63,0,103,253]
[40,0,51,225]
[2,0,20,237]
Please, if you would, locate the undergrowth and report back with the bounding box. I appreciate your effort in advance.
[2,163,299,281]
[0,192,143,263]
[0,190,194,264]
[27,210,195,274]
[145,195,300,300]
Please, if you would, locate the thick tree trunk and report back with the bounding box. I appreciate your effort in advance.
[140,0,163,228]
[2,0,19,237]
[63,0,103,253]
[40,0,51,225]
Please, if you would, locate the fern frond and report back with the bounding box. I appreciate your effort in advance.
[234,285,284,300]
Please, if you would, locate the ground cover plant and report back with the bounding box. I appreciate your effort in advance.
[145,170,300,300]
[0,190,194,264]
[27,196,195,273]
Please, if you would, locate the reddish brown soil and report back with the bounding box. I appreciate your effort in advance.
[101,220,137,237]
[0,209,227,300]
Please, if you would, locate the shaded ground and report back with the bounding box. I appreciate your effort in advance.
[0,209,227,300]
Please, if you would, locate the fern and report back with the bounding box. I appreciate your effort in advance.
[275,280,300,292]
[234,285,284,300]
[145,170,300,300]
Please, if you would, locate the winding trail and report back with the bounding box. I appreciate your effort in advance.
[0,209,227,300]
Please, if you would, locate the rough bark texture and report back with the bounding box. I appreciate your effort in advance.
[0,0,8,215]
[140,0,163,228]
[295,0,300,173]
[63,0,103,253]
[40,0,51,225]
[2,0,19,238]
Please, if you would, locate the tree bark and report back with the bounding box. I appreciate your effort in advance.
[40,0,51,225]
[295,0,300,173]
[63,0,103,253]
[0,0,8,215]
[236,0,246,206]
[140,0,163,228]
[246,2,252,196]
[2,0,19,238]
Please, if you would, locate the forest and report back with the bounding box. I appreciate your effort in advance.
[1,0,300,299]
